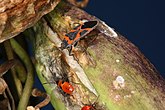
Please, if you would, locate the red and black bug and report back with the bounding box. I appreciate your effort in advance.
[57,79,74,95]
[81,105,95,110]
[81,96,104,110]
[81,102,97,110]
[44,77,74,95]
[54,70,75,95]
[60,20,98,54]
[46,66,74,95]
[81,102,104,110]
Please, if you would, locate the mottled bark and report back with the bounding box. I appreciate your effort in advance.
[33,2,165,110]
[0,0,60,43]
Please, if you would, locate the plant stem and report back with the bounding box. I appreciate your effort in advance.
[15,61,27,83]
[10,38,34,110]
[4,40,23,98]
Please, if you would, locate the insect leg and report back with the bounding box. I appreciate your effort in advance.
[74,42,78,47]
[68,45,73,56]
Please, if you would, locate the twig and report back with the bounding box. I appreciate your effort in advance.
[32,88,50,109]
[0,59,17,77]
[10,38,34,110]
[15,60,27,83]
[4,41,23,98]
[6,87,16,110]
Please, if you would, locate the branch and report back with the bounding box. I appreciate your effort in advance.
[10,38,34,110]
[33,1,165,110]
[0,0,61,43]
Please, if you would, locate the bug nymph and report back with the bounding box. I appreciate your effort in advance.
[53,71,75,96]
[81,101,97,110]
[60,20,98,54]
[81,96,104,110]
[57,79,74,95]
[81,105,95,110]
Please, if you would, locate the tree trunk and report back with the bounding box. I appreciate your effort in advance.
[34,1,165,110]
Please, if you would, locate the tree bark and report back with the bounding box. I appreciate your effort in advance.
[33,1,165,110]
[0,0,60,43]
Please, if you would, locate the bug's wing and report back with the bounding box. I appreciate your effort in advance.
[79,21,98,38]
[81,21,98,29]
[65,30,79,40]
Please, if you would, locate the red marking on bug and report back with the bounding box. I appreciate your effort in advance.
[60,20,98,54]
[57,80,74,95]
[81,96,101,110]
[81,105,95,110]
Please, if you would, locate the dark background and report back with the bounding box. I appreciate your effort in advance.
[85,0,165,78]
[41,0,165,109]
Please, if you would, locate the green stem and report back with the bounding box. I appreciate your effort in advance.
[4,41,23,98]
[15,61,27,83]
[33,21,67,110]
[36,63,66,110]
[10,38,34,110]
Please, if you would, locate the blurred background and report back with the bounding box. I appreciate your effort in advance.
[85,0,165,78]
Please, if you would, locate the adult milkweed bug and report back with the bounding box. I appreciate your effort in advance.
[57,79,74,95]
[60,20,98,55]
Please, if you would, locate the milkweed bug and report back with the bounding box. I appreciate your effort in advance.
[60,20,98,55]
[57,79,74,95]
[81,101,97,110]
[44,78,74,95]
[44,68,74,95]
[43,68,74,95]
[81,96,103,110]
[81,105,95,110]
